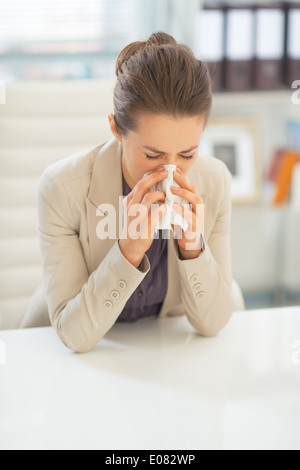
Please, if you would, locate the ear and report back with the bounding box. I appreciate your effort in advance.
[108,114,123,143]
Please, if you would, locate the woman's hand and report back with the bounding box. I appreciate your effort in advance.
[119,167,168,268]
[170,168,205,260]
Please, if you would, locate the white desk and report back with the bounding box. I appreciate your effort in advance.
[0,307,300,450]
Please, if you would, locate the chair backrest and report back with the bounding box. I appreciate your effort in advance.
[0,80,115,329]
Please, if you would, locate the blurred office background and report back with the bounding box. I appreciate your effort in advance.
[0,0,299,329]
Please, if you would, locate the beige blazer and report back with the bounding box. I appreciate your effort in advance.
[23,137,233,352]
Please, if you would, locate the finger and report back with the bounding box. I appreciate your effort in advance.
[122,193,132,210]
[141,190,166,211]
[127,202,149,219]
[172,172,204,211]
[173,202,194,228]
[173,171,197,193]
[171,186,202,209]
[173,203,204,234]
[172,223,183,240]
[123,168,166,206]
[132,169,168,204]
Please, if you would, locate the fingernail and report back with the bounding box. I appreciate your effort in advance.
[173,202,180,208]
[171,186,179,192]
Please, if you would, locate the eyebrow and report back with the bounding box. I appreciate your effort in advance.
[142,145,199,155]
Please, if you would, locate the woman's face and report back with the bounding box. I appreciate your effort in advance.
[109,113,206,190]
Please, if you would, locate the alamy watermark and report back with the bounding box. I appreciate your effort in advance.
[0,340,6,365]
[291,340,300,366]
[291,80,300,105]
[95,197,205,251]
[0,80,6,105]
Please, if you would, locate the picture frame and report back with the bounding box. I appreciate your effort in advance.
[199,118,261,203]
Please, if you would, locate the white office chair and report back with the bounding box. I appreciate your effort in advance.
[0,80,114,329]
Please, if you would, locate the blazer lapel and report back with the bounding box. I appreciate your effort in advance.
[86,138,123,273]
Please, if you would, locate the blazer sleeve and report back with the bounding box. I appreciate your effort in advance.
[37,169,150,353]
[175,164,234,336]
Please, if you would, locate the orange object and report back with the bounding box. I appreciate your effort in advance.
[273,151,300,205]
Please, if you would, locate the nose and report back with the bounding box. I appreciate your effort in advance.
[160,159,180,170]
[165,158,177,166]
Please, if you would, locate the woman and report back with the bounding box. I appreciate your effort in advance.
[23,32,233,353]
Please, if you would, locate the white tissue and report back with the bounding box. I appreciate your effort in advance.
[146,165,191,232]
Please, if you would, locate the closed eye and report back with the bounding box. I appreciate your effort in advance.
[145,154,162,160]
[146,154,194,160]
[180,155,194,160]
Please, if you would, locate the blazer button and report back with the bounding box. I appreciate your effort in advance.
[193,283,202,293]
[118,280,127,290]
[104,300,113,310]
[190,274,199,284]
[196,292,205,298]
[111,290,120,300]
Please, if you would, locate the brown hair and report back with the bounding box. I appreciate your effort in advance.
[113,32,212,136]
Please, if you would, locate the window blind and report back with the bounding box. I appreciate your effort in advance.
[0,0,198,80]
[0,0,133,46]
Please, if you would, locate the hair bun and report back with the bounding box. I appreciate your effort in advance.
[146,32,177,47]
[116,32,178,76]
